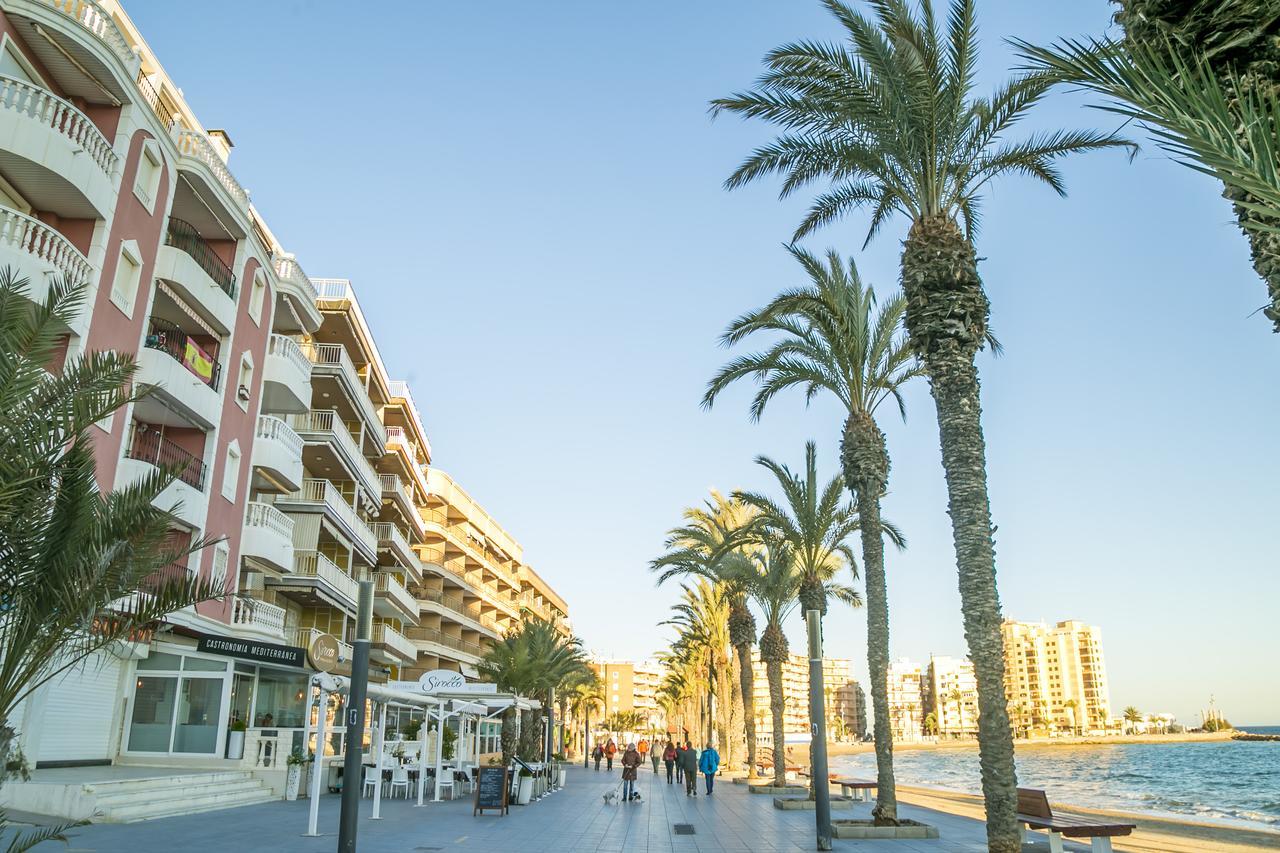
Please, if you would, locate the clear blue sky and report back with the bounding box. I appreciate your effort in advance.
[127,1,1278,726]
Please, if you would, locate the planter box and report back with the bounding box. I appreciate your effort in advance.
[831,819,939,840]
[749,784,807,795]
[773,796,855,811]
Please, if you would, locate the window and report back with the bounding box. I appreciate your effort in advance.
[478,720,501,756]
[222,440,241,502]
[248,270,267,324]
[252,667,307,728]
[211,543,229,583]
[236,352,254,411]
[133,140,163,211]
[110,240,143,316]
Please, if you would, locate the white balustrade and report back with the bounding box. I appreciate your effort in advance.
[311,277,353,301]
[0,205,93,286]
[273,254,317,302]
[293,550,359,605]
[171,128,249,210]
[255,414,304,457]
[244,501,295,539]
[0,75,117,175]
[268,333,313,377]
[283,479,378,557]
[371,623,417,661]
[39,0,137,72]
[232,597,287,635]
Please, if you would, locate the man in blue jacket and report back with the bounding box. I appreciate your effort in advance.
[697,741,720,795]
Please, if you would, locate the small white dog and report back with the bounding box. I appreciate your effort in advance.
[602,788,621,805]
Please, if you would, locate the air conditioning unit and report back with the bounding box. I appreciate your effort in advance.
[237,385,251,402]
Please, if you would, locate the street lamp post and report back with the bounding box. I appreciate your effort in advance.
[807,609,832,851]
[337,581,373,853]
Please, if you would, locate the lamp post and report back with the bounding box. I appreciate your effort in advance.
[807,609,832,851]
[337,581,373,853]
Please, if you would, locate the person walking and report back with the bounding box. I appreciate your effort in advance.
[662,741,677,784]
[637,737,649,766]
[621,743,642,802]
[680,742,699,797]
[605,739,617,772]
[592,743,604,771]
[674,742,686,785]
[698,741,720,796]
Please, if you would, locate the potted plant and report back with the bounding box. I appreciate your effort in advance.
[285,748,310,801]
[516,767,534,805]
[226,719,247,760]
[404,719,423,742]
[551,752,567,788]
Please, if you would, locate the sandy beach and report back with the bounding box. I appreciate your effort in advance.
[817,730,1237,758]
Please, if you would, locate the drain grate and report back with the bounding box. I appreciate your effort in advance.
[673,823,696,835]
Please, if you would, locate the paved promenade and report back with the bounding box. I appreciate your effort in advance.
[54,764,1087,852]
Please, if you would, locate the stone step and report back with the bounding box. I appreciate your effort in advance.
[105,787,276,822]
[85,771,254,797]
[92,776,266,807]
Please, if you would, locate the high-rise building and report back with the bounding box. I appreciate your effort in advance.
[0,0,569,776]
[923,655,979,739]
[1002,619,1112,735]
[886,658,926,741]
[750,654,860,741]
[592,660,666,730]
[831,679,867,741]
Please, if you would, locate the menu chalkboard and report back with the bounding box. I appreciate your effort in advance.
[473,766,509,816]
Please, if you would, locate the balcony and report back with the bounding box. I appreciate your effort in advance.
[0,206,94,330]
[371,522,417,571]
[406,626,485,663]
[271,254,321,333]
[384,426,431,499]
[291,627,353,668]
[371,623,417,666]
[422,511,519,592]
[2,0,140,104]
[154,218,236,329]
[241,501,295,574]
[372,572,416,622]
[231,597,287,641]
[137,317,222,429]
[252,415,304,493]
[117,423,207,529]
[379,473,421,532]
[0,75,117,218]
[272,550,360,613]
[288,410,381,502]
[303,343,386,449]
[418,588,500,638]
[170,128,249,234]
[275,479,377,565]
[262,334,312,415]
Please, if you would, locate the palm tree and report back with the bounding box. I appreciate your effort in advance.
[948,688,966,739]
[1062,699,1080,737]
[1123,706,1144,735]
[734,442,864,799]
[1017,1,1280,332]
[652,491,758,771]
[663,580,733,751]
[705,246,917,822]
[568,675,604,767]
[923,712,939,737]
[710,4,1131,846]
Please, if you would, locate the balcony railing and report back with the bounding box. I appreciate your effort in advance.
[291,626,353,664]
[268,334,312,376]
[40,0,137,72]
[373,572,416,615]
[288,410,380,496]
[0,75,117,176]
[255,414,304,456]
[312,278,353,301]
[379,472,415,507]
[144,316,221,390]
[372,623,417,661]
[231,597,286,635]
[124,423,205,489]
[293,550,359,605]
[407,626,484,658]
[281,479,377,556]
[302,343,385,446]
[273,254,317,302]
[372,520,414,555]
[0,205,93,286]
[245,501,295,539]
[171,128,249,211]
[165,217,235,298]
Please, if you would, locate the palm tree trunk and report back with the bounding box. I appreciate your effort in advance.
[767,656,786,788]
[737,644,758,778]
[901,216,1018,853]
[727,652,743,770]
[855,488,899,824]
[715,654,732,762]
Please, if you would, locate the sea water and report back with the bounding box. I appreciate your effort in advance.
[830,727,1280,831]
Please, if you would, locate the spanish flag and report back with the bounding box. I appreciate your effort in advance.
[183,337,214,383]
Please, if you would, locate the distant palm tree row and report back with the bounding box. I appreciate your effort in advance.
[656,1,1278,850]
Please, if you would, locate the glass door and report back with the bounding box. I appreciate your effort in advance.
[173,676,223,753]
[128,676,178,752]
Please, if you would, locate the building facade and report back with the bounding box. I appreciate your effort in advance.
[750,654,861,741]
[591,660,666,731]
[0,0,568,777]
[1002,619,1112,736]
[885,658,926,742]
[923,655,979,740]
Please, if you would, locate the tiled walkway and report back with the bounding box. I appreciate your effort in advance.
[56,764,1081,852]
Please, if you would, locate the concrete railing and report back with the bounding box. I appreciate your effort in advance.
[0,75,117,175]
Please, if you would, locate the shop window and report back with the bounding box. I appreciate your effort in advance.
[252,667,307,728]
[248,269,267,324]
[110,240,143,316]
[236,352,253,410]
[133,139,163,211]
[222,440,241,502]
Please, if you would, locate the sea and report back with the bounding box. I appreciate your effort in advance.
[830,726,1280,832]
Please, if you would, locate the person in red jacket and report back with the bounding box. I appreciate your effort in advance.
[605,738,617,772]
[661,741,678,784]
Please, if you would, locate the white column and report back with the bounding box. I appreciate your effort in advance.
[305,687,328,837]
[432,701,445,802]
[415,708,429,807]
[370,701,386,819]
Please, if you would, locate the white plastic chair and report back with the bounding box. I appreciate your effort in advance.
[361,768,379,798]
[389,766,410,799]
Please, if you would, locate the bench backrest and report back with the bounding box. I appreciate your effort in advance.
[1017,788,1053,819]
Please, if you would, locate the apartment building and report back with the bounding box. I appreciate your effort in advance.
[592,660,666,730]
[749,654,860,741]
[1002,619,1112,735]
[923,655,979,740]
[0,0,569,774]
[886,658,926,742]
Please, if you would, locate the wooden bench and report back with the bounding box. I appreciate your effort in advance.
[831,777,877,802]
[1017,788,1135,853]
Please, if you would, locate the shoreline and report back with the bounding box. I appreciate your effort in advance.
[816,729,1237,756]
[892,783,1280,853]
